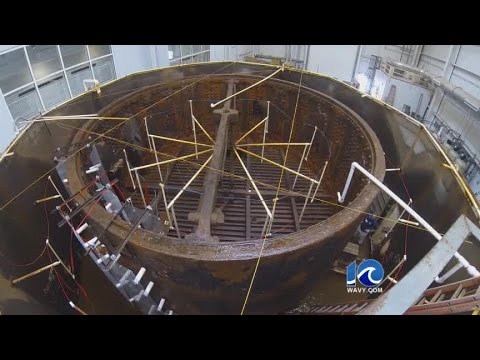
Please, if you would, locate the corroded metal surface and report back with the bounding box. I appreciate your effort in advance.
[61,71,385,314]
[1,62,479,315]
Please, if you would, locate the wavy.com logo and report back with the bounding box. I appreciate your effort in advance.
[346,259,384,294]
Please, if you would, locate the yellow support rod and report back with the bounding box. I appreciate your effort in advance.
[236,147,319,184]
[69,301,88,315]
[130,149,213,172]
[234,148,272,218]
[210,66,284,108]
[46,240,76,280]
[149,134,213,148]
[35,194,62,204]
[167,155,213,209]
[38,116,129,121]
[237,142,311,147]
[12,261,61,285]
[192,115,215,144]
[235,117,268,145]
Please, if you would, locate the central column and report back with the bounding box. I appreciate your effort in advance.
[187,80,238,242]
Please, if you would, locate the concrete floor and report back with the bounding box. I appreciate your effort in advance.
[0,271,57,315]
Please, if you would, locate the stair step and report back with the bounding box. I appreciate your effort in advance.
[451,285,463,300]
[430,290,443,303]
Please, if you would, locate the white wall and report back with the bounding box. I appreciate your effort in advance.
[357,45,415,76]
[257,45,286,58]
[418,45,449,76]
[151,45,169,68]
[0,89,15,152]
[389,78,432,117]
[210,45,226,61]
[371,69,389,100]
[307,45,358,82]
[111,45,153,78]
[419,45,480,195]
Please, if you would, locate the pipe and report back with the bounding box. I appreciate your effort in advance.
[338,162,480,278]
[76,223,88,235]
[149,134,212,148]
[292,144,309,188]
[234,148,272,219]
[170,204,182,239]
[134,169,147,209]
[167,155,213,209]
[11,261,61,285]
[352,45,363,82]
[48,176,72,212]
[192,114,215,143]
[305,126,318,161]
[123,149,136,190]
[390,60,480,112]
[157,298,166,312]
[299,181,314,224]
[35,194,62,204]
[237,143,310,147]
[189,100,199,158]
[443,45,455,75]
[237,147,319,184]
[261,101,270,160]
[130,148,212,172]
[144,117,153,152]
[236,117,268,145]
[144,281,154,296]
[133,267,146,285]
[46,239,76,279]
[150,135,163,182]
[311,161,328,202]
[304,45,310,71]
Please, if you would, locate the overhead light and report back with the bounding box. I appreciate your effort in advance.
[464,99,479,112]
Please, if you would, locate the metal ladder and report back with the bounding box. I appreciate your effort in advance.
[291,276,480,315]
[53,152,174,315]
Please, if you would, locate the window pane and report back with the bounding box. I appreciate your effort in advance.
[38,74,69,109]
[5,85,42,125]
[201,45,210,52]
[181,45,191,57]
[67,63,93,96]
[26,45,62,80]
[202,52,210,62]
[192,45,201,54]
[168,45,181,60]
[170,59,181,66]
[88,45,111,59]
[60,45,88,68]
[92,56,116,84]
[0,48,33,93]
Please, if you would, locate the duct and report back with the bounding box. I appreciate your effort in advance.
[390,60,480,112]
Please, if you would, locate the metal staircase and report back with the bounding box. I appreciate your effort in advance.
[53,146,175,315]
